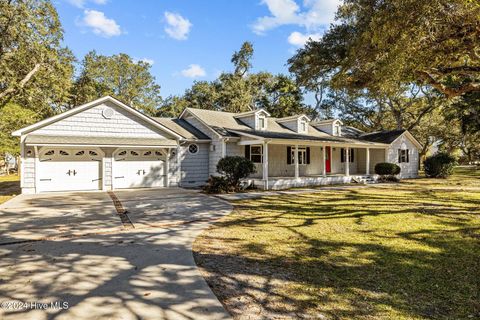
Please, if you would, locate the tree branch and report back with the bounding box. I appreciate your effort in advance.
[0,63,41,100]
[416,71,480,98]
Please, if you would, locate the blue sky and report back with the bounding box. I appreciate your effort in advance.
[54,0,341,102]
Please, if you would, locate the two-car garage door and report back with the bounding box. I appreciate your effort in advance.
[37,148,167,192]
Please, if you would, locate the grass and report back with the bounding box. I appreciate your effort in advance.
[194,166,480,320]
[0,174,20,205]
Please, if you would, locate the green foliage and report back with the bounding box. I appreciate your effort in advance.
[216,156,256,192]
[375,162,401,176]
[0,103,39,158]
[157,95,189,117]
[71,51,162,115]
[231,41,254,77]
[203,176,230,194]
[288,0,480,99]
[0,0,74,114]
[424,153,457,178]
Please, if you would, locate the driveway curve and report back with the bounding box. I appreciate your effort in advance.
[0,188,232,320]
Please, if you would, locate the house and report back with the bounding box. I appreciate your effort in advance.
[12,96,421,194]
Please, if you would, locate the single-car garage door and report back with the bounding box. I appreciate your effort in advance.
[113,149,166,189]
[37,148,103,193]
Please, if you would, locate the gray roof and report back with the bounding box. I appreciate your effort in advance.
[360,130,406,144]
[153,117,210,140]
[184,108,389,145]
[25,135,178,147]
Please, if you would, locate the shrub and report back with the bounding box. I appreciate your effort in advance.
[216,156,256,191]
[203,176,230,194]
[375,162,401,176]
[424,152,457,178]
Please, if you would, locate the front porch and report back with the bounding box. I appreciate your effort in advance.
[251,174,378,190]
[240,140,388,190]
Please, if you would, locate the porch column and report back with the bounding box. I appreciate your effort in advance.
[294,145,299,179]
[366,147,370,175]
[322,145,326,177]
[262,141,269,190]
[165,149,170,187]
[345,147,350,176]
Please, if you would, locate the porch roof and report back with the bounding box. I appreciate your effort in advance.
[228,129,389,146]
[24,135,178,147]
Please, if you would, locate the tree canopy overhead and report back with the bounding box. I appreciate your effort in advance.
[71,51,162,115]
[288,0,480,99]
[0,0,74,114]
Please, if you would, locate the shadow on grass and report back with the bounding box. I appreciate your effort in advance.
[194,186,480,319]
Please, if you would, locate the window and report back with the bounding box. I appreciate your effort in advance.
[143,151,152,156]
[340,148,355,163]
[45,150,55,156]
[155,151,163,156]
[118,150,127,156]
[89,151,98,156]
[130,151,139,156]
[75,151,85,156]
[258,116,266,130]
[188,144,199,154]
[398,149,409,163]
[247,145,263,163]
[300,121,307,132]
[59,150,69,156]
[334,124,340,136]
[287,146,311,165]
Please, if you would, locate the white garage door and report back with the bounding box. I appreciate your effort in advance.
[113,149,166,189]
[37,148,103,193]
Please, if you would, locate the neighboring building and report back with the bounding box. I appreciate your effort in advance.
[12,96,421,194]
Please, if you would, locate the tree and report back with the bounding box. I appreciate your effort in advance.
[183,81,219,110]
[255,74,307,117]
[0,103,39,173]
[0,0,74,114]
[231,41,254,77]
[288,0,480,99]
[157,95,189,117]
[71,51,162,115]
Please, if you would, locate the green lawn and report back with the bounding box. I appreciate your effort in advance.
[194,167,480,320]
[0,174,20,205]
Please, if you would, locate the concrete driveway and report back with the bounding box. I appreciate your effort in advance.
[0,188,232,320]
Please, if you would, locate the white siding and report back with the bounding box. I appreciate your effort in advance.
[387,134,419,178]
[22,146,35,192]
[35,101,172,139]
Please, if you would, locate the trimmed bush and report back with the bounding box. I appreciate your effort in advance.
[424,152,457,178]
[203,176,230,194]
[375,162,401,176]
[217,156,256,191]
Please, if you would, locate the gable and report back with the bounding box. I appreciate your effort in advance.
[13,96,182,140]
[33,101,173,139]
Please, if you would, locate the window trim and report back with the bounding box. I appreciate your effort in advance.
[249,145,263,163]
[257,115,266,130]
[398,149,409,163]
[340,148,355,163]
[287,146,310,165]
[188,143,199,155]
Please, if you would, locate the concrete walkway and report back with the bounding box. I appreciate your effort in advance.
[0,188,233,320]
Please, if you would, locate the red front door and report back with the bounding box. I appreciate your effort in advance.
[325,146,331,173]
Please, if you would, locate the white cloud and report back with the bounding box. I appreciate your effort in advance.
[134,58,155,65]
[288,31,321,46]
[67,0,107,8]
[180,64,206,78]
[80,10,122,37]
[253,0,341,34]
[164,12,192,40]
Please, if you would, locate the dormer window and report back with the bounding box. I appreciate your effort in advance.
[300,120,307,133]
[333,123,341,136]
[258,115,266,130]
